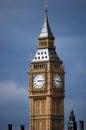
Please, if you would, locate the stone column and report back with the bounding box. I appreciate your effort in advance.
[8,124,12,130]
[20,125,25,130]
[79,120,84,130]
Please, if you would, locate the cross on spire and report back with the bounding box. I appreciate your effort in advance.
[45,0,48,14]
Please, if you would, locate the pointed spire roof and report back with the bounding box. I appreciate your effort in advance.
[69,110,75,122]
[38,7,54,39]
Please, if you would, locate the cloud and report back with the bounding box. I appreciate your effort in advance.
[0,81,29,130]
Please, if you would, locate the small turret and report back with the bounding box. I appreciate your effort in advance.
[68,110,77,130]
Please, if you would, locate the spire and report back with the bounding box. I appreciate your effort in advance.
[68,110,77,130]
[45,0,48,15]
[69,110,75,122]
[38,1,54,39]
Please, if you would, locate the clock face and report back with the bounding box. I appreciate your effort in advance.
[33,74,45,89]
[53,74,62,88]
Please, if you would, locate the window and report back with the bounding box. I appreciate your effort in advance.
[40,42,47,47]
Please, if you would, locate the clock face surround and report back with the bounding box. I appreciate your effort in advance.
[53,74,62,88]
[33,74,45,89]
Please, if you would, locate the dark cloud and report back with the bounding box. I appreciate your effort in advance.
[49,0,86,37]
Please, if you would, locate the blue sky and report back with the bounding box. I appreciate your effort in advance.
[0,0,86,130]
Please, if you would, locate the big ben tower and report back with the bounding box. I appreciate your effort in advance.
[28,4,65,130]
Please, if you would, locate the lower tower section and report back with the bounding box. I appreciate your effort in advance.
[29,94,64,130]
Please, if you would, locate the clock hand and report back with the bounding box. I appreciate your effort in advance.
[56,80,61,82]
[38,80,44,82]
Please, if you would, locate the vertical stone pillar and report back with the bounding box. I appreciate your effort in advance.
[20,125,25,130]
[79,120,84,130]
[46,96,51,130]
[8,124,12,130]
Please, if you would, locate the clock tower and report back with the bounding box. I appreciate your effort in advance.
[28,7,65,130]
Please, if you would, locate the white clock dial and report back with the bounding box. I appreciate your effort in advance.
[33,74,45,88]
[53,74,62,88]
